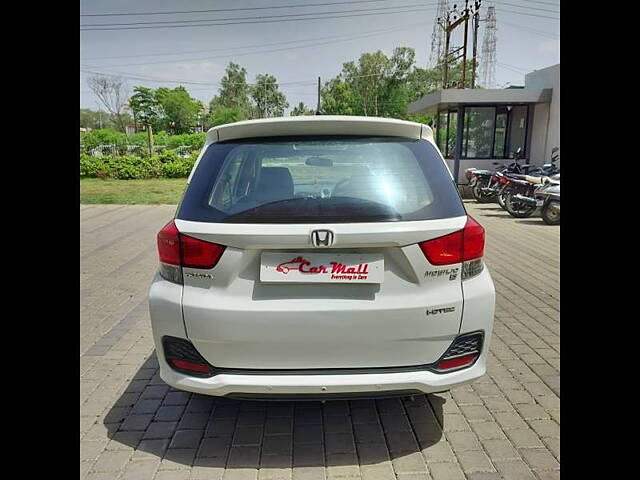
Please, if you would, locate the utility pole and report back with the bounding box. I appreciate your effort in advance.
[471,2,480,89]
[146,124,154,156]
[436,0,482,89]
[461,0,469,89]
[316,76,321,114]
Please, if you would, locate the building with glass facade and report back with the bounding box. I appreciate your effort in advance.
[408,64,559,184]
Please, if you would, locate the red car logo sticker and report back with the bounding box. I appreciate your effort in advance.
[276,256,370,280]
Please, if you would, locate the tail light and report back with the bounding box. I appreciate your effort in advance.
[418,216,485,280]
[162,336,213,377]
[157,220,226,284]
[433,331,483,373]
[499,177,509,184]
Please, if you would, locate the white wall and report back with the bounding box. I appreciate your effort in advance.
[526,65,560,166]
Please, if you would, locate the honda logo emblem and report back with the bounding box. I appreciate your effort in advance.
[311,230,334,247]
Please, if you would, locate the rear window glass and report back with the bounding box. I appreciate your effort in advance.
[177,136,464,223]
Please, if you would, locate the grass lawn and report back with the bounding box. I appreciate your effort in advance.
[80,178,187,204]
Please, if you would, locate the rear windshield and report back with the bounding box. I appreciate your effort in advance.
[177,136,464,223]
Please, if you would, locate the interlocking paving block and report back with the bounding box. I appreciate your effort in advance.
[80,204,560,480]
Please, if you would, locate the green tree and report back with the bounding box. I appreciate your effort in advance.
[320,47,476,121]
[155,86,202,134]
[210,106,246,126]
[209,62,253,119]
[251,74,289,118]
[129,86,164,155]
[320,78,357,115]
[129,87,162,128]
[291,102,315,116]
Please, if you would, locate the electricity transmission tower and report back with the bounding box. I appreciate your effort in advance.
[479,2,497,89]
[429,0,449,68]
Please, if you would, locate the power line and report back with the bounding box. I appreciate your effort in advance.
[81,67,319,87]
[495,1,559,14]
[80,0,397,17]
[81,3,436,27]
[506,0,559,6]
[80,5,438,31]
[82,23,424,61]
[495,8,559,20]
[86,23,428,68]
[81,2,437,28]
[499,19,559,38]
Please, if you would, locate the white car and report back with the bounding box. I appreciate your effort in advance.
[148,115,495,400]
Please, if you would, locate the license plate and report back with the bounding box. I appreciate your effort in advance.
[536,199,544,207]
[260,252,384,283]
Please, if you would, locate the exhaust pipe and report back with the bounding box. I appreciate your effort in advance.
[512,194,537,206]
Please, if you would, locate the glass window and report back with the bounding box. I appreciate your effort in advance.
[177,137,465,223]
[494,109,508,158]
[436,111,447,152]
[507,106,528,157]
[446,111,457,159]
[463,107,495,158]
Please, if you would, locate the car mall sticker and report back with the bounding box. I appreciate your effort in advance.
[260,253,384,283]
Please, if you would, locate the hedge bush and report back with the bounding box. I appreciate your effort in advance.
[80,129,205,156]
[80,151,198,179]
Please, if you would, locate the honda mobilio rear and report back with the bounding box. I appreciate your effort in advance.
[148,116,495,400]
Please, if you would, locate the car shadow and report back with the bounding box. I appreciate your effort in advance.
[104,351,446,470]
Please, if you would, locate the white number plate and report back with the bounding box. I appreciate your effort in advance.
[260,252,384,283]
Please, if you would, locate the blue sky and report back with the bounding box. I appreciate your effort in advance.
[80,0,560,114]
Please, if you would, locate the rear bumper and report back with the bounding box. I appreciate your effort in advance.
[157,350,487,398]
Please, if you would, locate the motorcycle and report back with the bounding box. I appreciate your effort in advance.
[536,181,560,225]
[506,174,560,219]
[470,148,528,204]
[491,147,560,210]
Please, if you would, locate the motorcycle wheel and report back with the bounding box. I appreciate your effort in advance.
[497,188,509,209]
[505,192,536,218]
[472,182,494,203]
[541,201,560,225]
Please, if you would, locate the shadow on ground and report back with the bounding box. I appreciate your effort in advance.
[104,352,445,469]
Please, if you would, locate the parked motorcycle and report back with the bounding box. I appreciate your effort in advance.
[469,148,528,203]
[491,147,560,210]
[505,174,560,219]
[536,181,560,225]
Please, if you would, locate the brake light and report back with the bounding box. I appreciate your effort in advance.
[419,216,485,266]
[157,220,181,265]
[181,234,226,269]
[500,177,509,184]
[157,220,226,282]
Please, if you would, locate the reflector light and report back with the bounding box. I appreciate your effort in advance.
[169,359,210,374]
[436,353,479,371]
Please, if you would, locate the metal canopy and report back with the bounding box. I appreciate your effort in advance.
[408,88,553,114]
